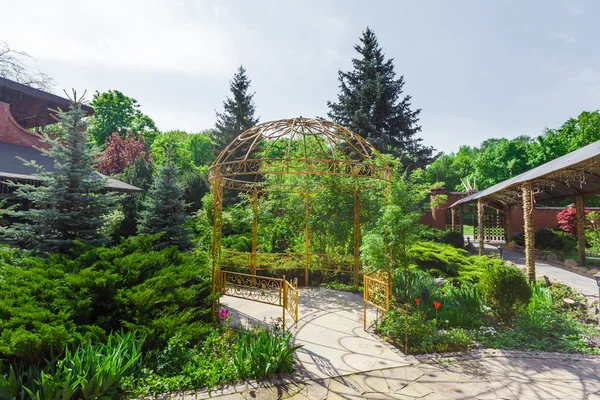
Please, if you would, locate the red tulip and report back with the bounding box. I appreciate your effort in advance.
[433,301,441,309]
[414,298,421,305]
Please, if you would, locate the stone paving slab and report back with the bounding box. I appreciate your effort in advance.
[154,350,600,399]
[221,287,411,379]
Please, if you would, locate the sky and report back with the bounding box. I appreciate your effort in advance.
[2,0,599,154]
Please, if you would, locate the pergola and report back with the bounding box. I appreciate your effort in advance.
[208,117,392,296]
[450,139,600,280]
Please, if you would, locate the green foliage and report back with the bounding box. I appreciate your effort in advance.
[232,327,301,379]
[424,111,600,191]
[408,242,470,277]
[122,324,300,397]
[477,282,598,354]
[0,236,212,365]
[417,226,445,242]
[4,95,117,253]
[441,230,465,248]
[213,66,259,154]
[138,161,192,250]
[378,310,472,354]
[0,331,142,400]
[327,27,433,168]
[478,264,531,323]
[89,90,158,145]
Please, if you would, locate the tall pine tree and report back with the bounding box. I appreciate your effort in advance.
[4,93,117,253]
[328,28,433,169]
[137,157,192,250]
[213,65,259,154]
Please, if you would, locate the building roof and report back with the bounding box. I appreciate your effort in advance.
[450,139,600,208]
[0,142,142,193]
[0,77,94,128]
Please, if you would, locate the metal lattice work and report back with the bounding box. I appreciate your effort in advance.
[209,118,392,312]
[363,269,391,330]
[209,118,392,192]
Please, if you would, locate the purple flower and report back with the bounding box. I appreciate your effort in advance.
[220,309,229,319]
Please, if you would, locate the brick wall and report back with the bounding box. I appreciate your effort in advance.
[420,188,565,234]
[0,101,49,149]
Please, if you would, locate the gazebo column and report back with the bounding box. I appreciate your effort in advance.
[304,192,310,287]
[505,205,512,243]
[211,178,224,320]
[576,195,586,266]
[477,198,484,256]
[451,207,457,232]
[522,181,536,282]
[251,190,258,276]
[353,190,361,292]
[459,204,464,235]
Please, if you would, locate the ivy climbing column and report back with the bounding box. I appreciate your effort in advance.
[576,195,586,266]
[522,181,536,282]
[477,198,484,256]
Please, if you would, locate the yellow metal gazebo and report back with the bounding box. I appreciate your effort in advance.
[208,117,392,304]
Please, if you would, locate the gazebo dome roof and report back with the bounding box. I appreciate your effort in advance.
[208,117,391,191]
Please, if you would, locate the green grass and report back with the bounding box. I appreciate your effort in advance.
[463,225,474,235]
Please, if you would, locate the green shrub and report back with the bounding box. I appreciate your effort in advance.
[512,233,525,246]
[409,242,470,277]
[554,230,577,252]
[478,264,531,323]
[438,284,484,328]
[535,228,557,250]
[378,310,472,354]
[441,231,465,249]
[418,227,445,242]
[121,324,301,397]
[232,327,301,379]
[0,235,213,366]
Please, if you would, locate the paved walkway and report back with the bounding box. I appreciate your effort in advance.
[174,351,600,399]
[221,287,409,379]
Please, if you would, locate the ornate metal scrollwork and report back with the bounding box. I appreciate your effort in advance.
[221,271,282,306]
[364,270,390,312]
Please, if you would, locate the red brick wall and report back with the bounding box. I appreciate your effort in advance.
[419,188,564,234]
[0,101,49,149]
[510,207,560,234]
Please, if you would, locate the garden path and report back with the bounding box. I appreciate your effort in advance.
[183,350,600,399]
[220,287,411,380]
[478,243,598,299]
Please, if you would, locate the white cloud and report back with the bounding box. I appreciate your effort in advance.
[1,0,239,78]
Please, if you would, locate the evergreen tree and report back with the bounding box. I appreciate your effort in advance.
[137,158,191,250]
[4,93,117,253]
[213,65,259,154]
[327,28,433,169]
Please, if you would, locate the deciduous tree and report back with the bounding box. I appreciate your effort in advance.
[89,90,157,145]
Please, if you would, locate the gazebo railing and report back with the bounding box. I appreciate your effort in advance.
[219,270,299,330]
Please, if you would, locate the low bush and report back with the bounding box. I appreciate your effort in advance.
[418,227,445,242]
[441,231,465,249]
[409,242,470,277]
[477,283,598,354]
[512,233,525,246]
[0,235,213,367]
[478,264,531,323]
[121,323,300,397]
[378,310,472,354]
